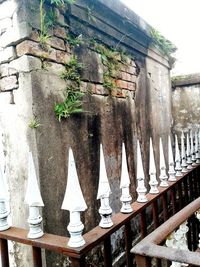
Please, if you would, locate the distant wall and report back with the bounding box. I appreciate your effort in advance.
[0,0,172,266]
[172,73,200,133]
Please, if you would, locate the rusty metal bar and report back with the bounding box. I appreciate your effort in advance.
[161,193,168,221]
[152,200,159,229]
[131,196,200,266]
[124,222,133,267]
[71,257,86,267]
[194,169,198,199]
[0,238,9,267]
[140,210,147,238]
[183,178,189,206]
[103,236,112,267]
[170,187,176,215]
[0,167,197,261]
[187,218,192,251]
[177,182,183,211]
[32,246,42,267]
[135,255,151,267]
[191,171,196,201]
[0,165,197,266]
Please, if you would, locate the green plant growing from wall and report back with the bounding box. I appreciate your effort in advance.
[59,56,83,86]
[150,29,177,57]
[39,0,76,46]
[55,56,84,120]
[93,43,128,92]
[66,34,83,47]
[28,118,41,129]
[54,88,84,121]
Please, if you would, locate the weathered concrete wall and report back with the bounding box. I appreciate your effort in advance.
[172,74,200,133]
[0,0,172,266]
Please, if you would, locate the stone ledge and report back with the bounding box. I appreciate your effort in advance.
[0,46,16,64]
[0,75,18,91]
[16,40,71,64]
[172,73,200,87]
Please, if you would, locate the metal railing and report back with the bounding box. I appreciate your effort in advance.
[131,179,200,267]
[0,165,199,267]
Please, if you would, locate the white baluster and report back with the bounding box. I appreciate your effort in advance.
[186,133,193,169]
[195,209,200,248]
[166,232,182,267]
[61,148,87,247]
[159,138,168,187]
[25,152,44,239]
[195,131,200,163]
[198,128,200,152]
[120,143,132,213]
[168,135,176,182]
[181,131,188,173]
[175,135,182,176]
[136,141,148,203]
[149,138,159,194]
[166,221,189,267]
[0,165,10,231]
[191,130,196,166]
[97,145,113,228]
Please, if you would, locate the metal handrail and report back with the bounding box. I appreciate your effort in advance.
[131,196,200,266]
[0,165,199,266]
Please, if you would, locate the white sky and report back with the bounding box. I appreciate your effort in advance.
[121,0,200,76]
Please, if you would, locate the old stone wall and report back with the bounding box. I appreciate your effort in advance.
[172,73,200,134]
[0,0,172,266]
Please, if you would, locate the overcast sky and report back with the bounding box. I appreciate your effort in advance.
[121,0,200,76]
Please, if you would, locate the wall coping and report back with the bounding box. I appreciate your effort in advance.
[172,73,200,87]
[71,0,172,68]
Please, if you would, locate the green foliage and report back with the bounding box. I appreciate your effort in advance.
[47,0,64,5]
[46,0,75,6]
[150,29,177,57]
[66,34,83,47]
[59,56,83,86]
[28,118,41,129]
[103,73,116,91]
[64,0,76,4]
[93,43,124,92]
[54,89,84,121]
[86,6,96,22]
[55,56,84,120]
[39,0,76,46]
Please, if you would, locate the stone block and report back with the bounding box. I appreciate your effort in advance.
[127,82,136,91]
[0,46,16,63]
[16,40,70,64]
[0,75,18,91]
[111,88,126,98]
[74,45,104,83]
[9,55,42,73]
[80,81,87,92]
[85,82,95,94]
[42,61,65,74]
[0,63,9,77]
[119,71,133,82]
[30,31,65,51]
[0,17,12,35]
[47,36,65,51]
[116,79,128,89]
[53,27,67,39]
[0,1,17,20]
[0,21,31,48]
[95,84,109,95]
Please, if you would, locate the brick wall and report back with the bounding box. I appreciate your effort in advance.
[0,0,172,266]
